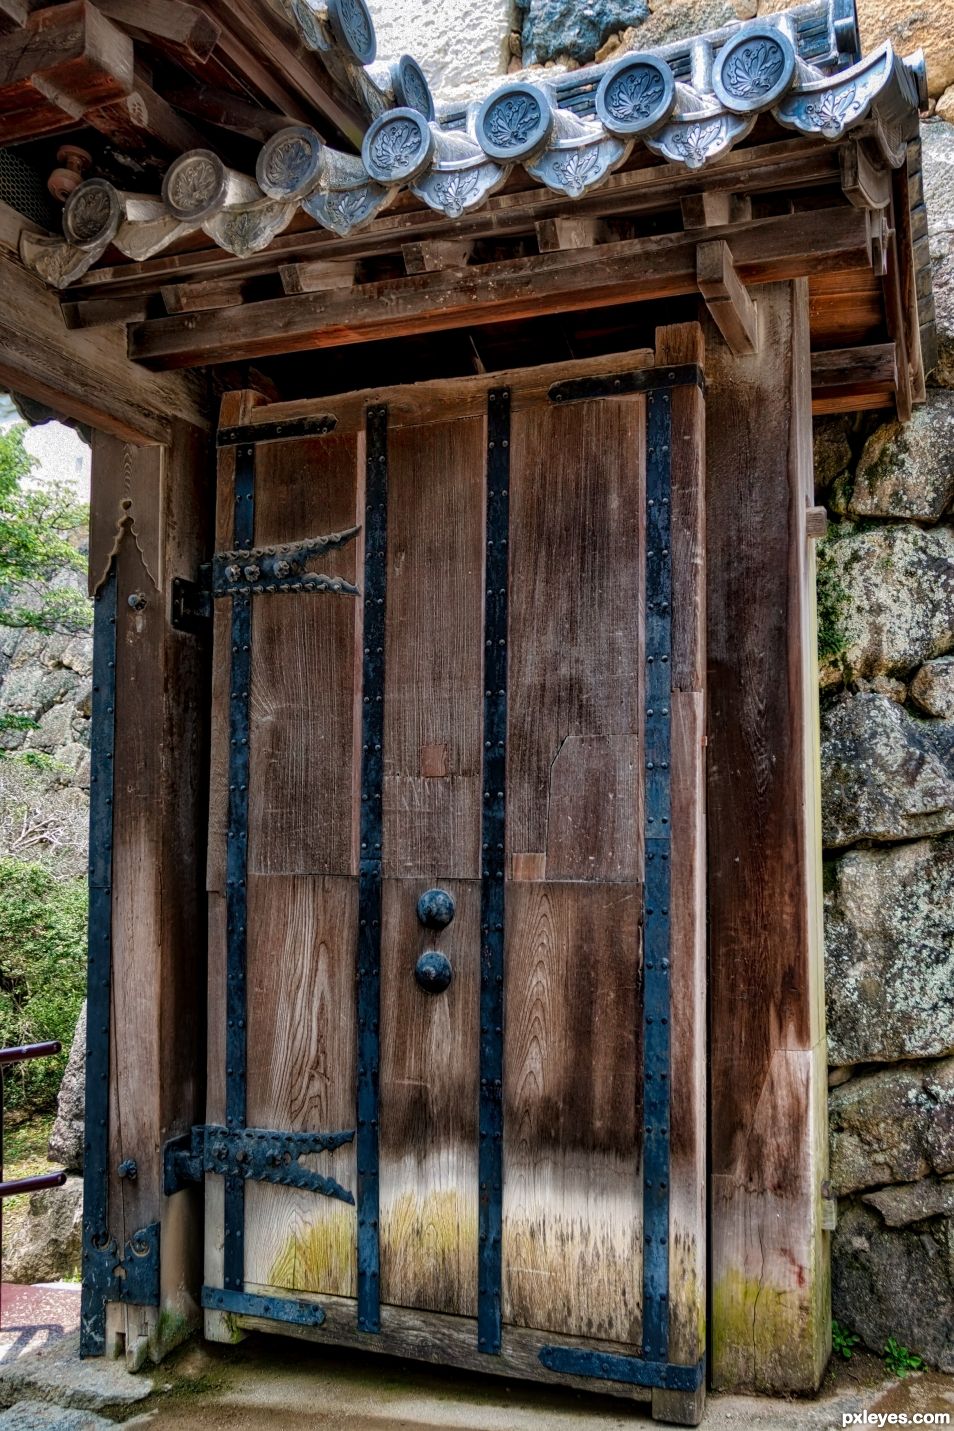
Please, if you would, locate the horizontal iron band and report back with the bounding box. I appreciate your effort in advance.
[202,1286,327,1327]
[538,1346,705,1392]
[217,415,338,447]
[549,364,705,405]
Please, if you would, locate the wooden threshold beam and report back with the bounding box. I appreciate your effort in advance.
[697,239,758,355]
[65,137,844,301]
[129,205,874,369]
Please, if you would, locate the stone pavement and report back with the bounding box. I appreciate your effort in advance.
[0,1329,953,1431]
[0,1289,80,1367]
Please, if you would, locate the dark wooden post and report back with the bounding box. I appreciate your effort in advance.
[89,422,211,1366]
[705,280,829,1393]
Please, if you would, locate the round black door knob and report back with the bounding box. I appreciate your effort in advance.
[417,887,456,929]
[415,950,453,994]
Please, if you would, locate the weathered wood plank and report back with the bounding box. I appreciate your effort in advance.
[382,416,484,880]
[379,878,479,1316]
[95,0,219,60]
[507,395,644,880]
[129,207,875,369]
[705,281,828,1393]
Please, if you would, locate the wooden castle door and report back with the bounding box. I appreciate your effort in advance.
[201,329,707,1416]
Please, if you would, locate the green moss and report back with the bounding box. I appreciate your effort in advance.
[816,552,851,665]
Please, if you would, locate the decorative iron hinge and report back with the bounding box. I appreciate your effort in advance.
[170,574,212,634]
[211,527,361,598]
[82,1222,161,1347]
[163,1125,355,1203]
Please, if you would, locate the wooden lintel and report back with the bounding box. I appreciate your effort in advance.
[279,259,357,295]
[66,138,843,302]
[129,206,873,370]
[697,239,759,356]
[161,277,254,313]
[0,0,134,145]
[680,192,751,230]
[810,341,897,392]
[534,216,602,252]
[401,241,474,275]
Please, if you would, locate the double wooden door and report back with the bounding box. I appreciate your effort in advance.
[204,334,706,1413]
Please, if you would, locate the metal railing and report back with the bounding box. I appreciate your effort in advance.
[0,1042,66,1330]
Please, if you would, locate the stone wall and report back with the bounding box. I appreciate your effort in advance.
[816,117,954,1373]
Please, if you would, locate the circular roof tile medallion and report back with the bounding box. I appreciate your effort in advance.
[477,82,553,163]
[257,126,325,200]
[391,54,435,122]
[712,25,797,113]
[162,150,229,221]
[63,178,121,250]
[328,0,376,65]
[362,107,434,185]
[595,54,676,137]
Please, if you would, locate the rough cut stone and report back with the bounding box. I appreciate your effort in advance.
[48,1003,85,1173]
[518,0,649,65]
[857,0,954,98]
[812,416,853,494]
[832,1202,954,1371]
[820,693,954,847]
[825,838,954,1064]
[1,1177,82,1285]
[852,675,907,703]
[863,1175,954,1226]
[912,656,954,720]
[0,1404,116,1431]
[922,120,954,388]
[828,1060,954,1195]
[816,522,954,684]
[830,391,954,519]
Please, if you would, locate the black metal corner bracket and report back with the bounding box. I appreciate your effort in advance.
[201,1286,327,1328]
[164,1125,355,1203]
[538,1347,705,1392]
[81,559,160,1356]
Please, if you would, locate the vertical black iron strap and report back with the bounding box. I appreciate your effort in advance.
[357,405,388,1333]
[642,390,673,1363]
[224,444,255,1292]
[80,562,118,1357]
[478,387,510,1356]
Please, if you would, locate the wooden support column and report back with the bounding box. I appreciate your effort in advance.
[705,279,829,1393]
[90,421,212,1366]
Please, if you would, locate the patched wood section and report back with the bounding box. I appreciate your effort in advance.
[706,284,828,1392]
[507,396,644,882]
[379,878,479,1316]
[502,881,642,1343]
[382,417,484,880]
[244,873,358,1299]
[248,431,362,877]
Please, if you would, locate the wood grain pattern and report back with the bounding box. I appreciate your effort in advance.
[507,397,644,880]
[379,878,479,1316]
[382,417,485,880]
[245,874,358,1299]
[705,284,829,1393]
[503,882,642,1344]
[248,431,362,877]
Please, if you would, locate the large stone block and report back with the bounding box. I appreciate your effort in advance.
[820,693,954,847]
[829,1060,954,1193]
[832,1202,954,1371]
[829,391,954,520]
[817,523,954,684]
[922,120,954,389]
[0,1176,82,1285]
[857,0,954,99]
[372,0,514,106]
[812,415,854,494]
[912,656,954,720]
[48,1002,85,1173]
[825,837,954,1064]
[516,0,748,66]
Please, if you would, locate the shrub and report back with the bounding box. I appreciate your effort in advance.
[0,856,86,1112]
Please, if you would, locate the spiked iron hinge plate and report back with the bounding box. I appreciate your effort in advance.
[164,1125,355,1203]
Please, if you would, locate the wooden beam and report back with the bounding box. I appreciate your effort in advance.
[129,206,874,369]
[62,293,151,328]
[94,0,219,61]
[840,140,891,211]
[401,241,474,274]
[161,276,254,312]
[680,192,751,230]
[697,239,758,355]
[706,280,829,1394]
[0,205,208,443]
[534,216,601,251]
[809,341,897,412]
[0,0,134,144]
[278,260,357,294]
[164,82,290,142]
[65,137,844,302]
[85,78,208,158]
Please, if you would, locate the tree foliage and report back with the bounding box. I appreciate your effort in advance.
[0,424,91,636]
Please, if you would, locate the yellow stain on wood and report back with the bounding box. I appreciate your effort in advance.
[268,1205,356,1298]
[503,1211,642,1345]
[381,1190,477,1316]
